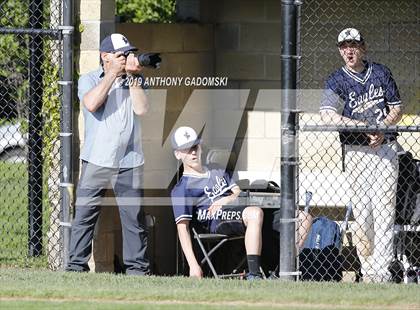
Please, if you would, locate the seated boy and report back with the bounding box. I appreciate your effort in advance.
[170,126,264,279]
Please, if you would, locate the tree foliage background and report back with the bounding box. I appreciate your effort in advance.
[0,0,29,120]
[116,0,176,23]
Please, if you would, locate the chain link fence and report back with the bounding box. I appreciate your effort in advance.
[296,0,420,283]
[0,0,64,269]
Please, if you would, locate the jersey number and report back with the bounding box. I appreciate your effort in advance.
[375,108,388,124]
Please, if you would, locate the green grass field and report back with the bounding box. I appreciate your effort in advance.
[0,162,28,264]
[0,162,48,268]
[0,268,419,310]
[1,162,419,309]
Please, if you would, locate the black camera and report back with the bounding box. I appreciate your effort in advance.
[123,51,162,69]
[138,53,162,69]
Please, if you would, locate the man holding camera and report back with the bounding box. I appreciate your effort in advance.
[66,33,150,275]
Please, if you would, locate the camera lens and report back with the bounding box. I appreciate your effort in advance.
[137,53,161,69]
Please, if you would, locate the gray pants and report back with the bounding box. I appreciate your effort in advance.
[67,161,149,275]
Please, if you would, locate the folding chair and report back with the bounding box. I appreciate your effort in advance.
[192,226,246,279]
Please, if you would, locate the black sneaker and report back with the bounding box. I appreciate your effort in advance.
[388,259,404,283]
[406,268,418,284]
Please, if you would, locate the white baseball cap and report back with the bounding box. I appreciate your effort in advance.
[171,126,202,150]
[337,28,364,45]
[100,33,138,53]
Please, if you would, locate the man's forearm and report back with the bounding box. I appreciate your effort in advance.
[382,106,403,126]
[129,85,149,115]
[216,192,240,206]
[214,185,241,207]
[82,72,117,112]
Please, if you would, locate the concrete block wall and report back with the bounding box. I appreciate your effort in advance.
[117,23,215,189]
[201,0,419,111]
[199,0,419,179]
[299,0,419,113]
[199,0,284,179]
[78,0,116,74]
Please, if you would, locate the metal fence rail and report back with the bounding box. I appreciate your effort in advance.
[0,0,65,269]
[296,0,420,283]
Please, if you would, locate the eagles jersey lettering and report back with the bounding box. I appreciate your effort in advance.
[321,61,402,145]
[171,166,237,233]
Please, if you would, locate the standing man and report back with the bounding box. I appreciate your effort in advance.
[320,28,403,282]
[66,33,149,275]
[170,126,265,280]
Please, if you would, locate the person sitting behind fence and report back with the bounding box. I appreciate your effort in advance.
[170,126,266,280]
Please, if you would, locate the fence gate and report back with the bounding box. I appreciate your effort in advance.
[296,0,420,283]
[0,0,66,269]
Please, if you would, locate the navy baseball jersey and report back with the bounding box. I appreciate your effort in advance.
[320,61,401,145]
[171,165,237,233]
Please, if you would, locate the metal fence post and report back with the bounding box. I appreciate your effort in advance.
[279,0,300,280]
[59,0,74,269]
[28,0,44,257]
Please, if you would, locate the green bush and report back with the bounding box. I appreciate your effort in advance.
[116,0,176,23]
[0,1,29,119]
